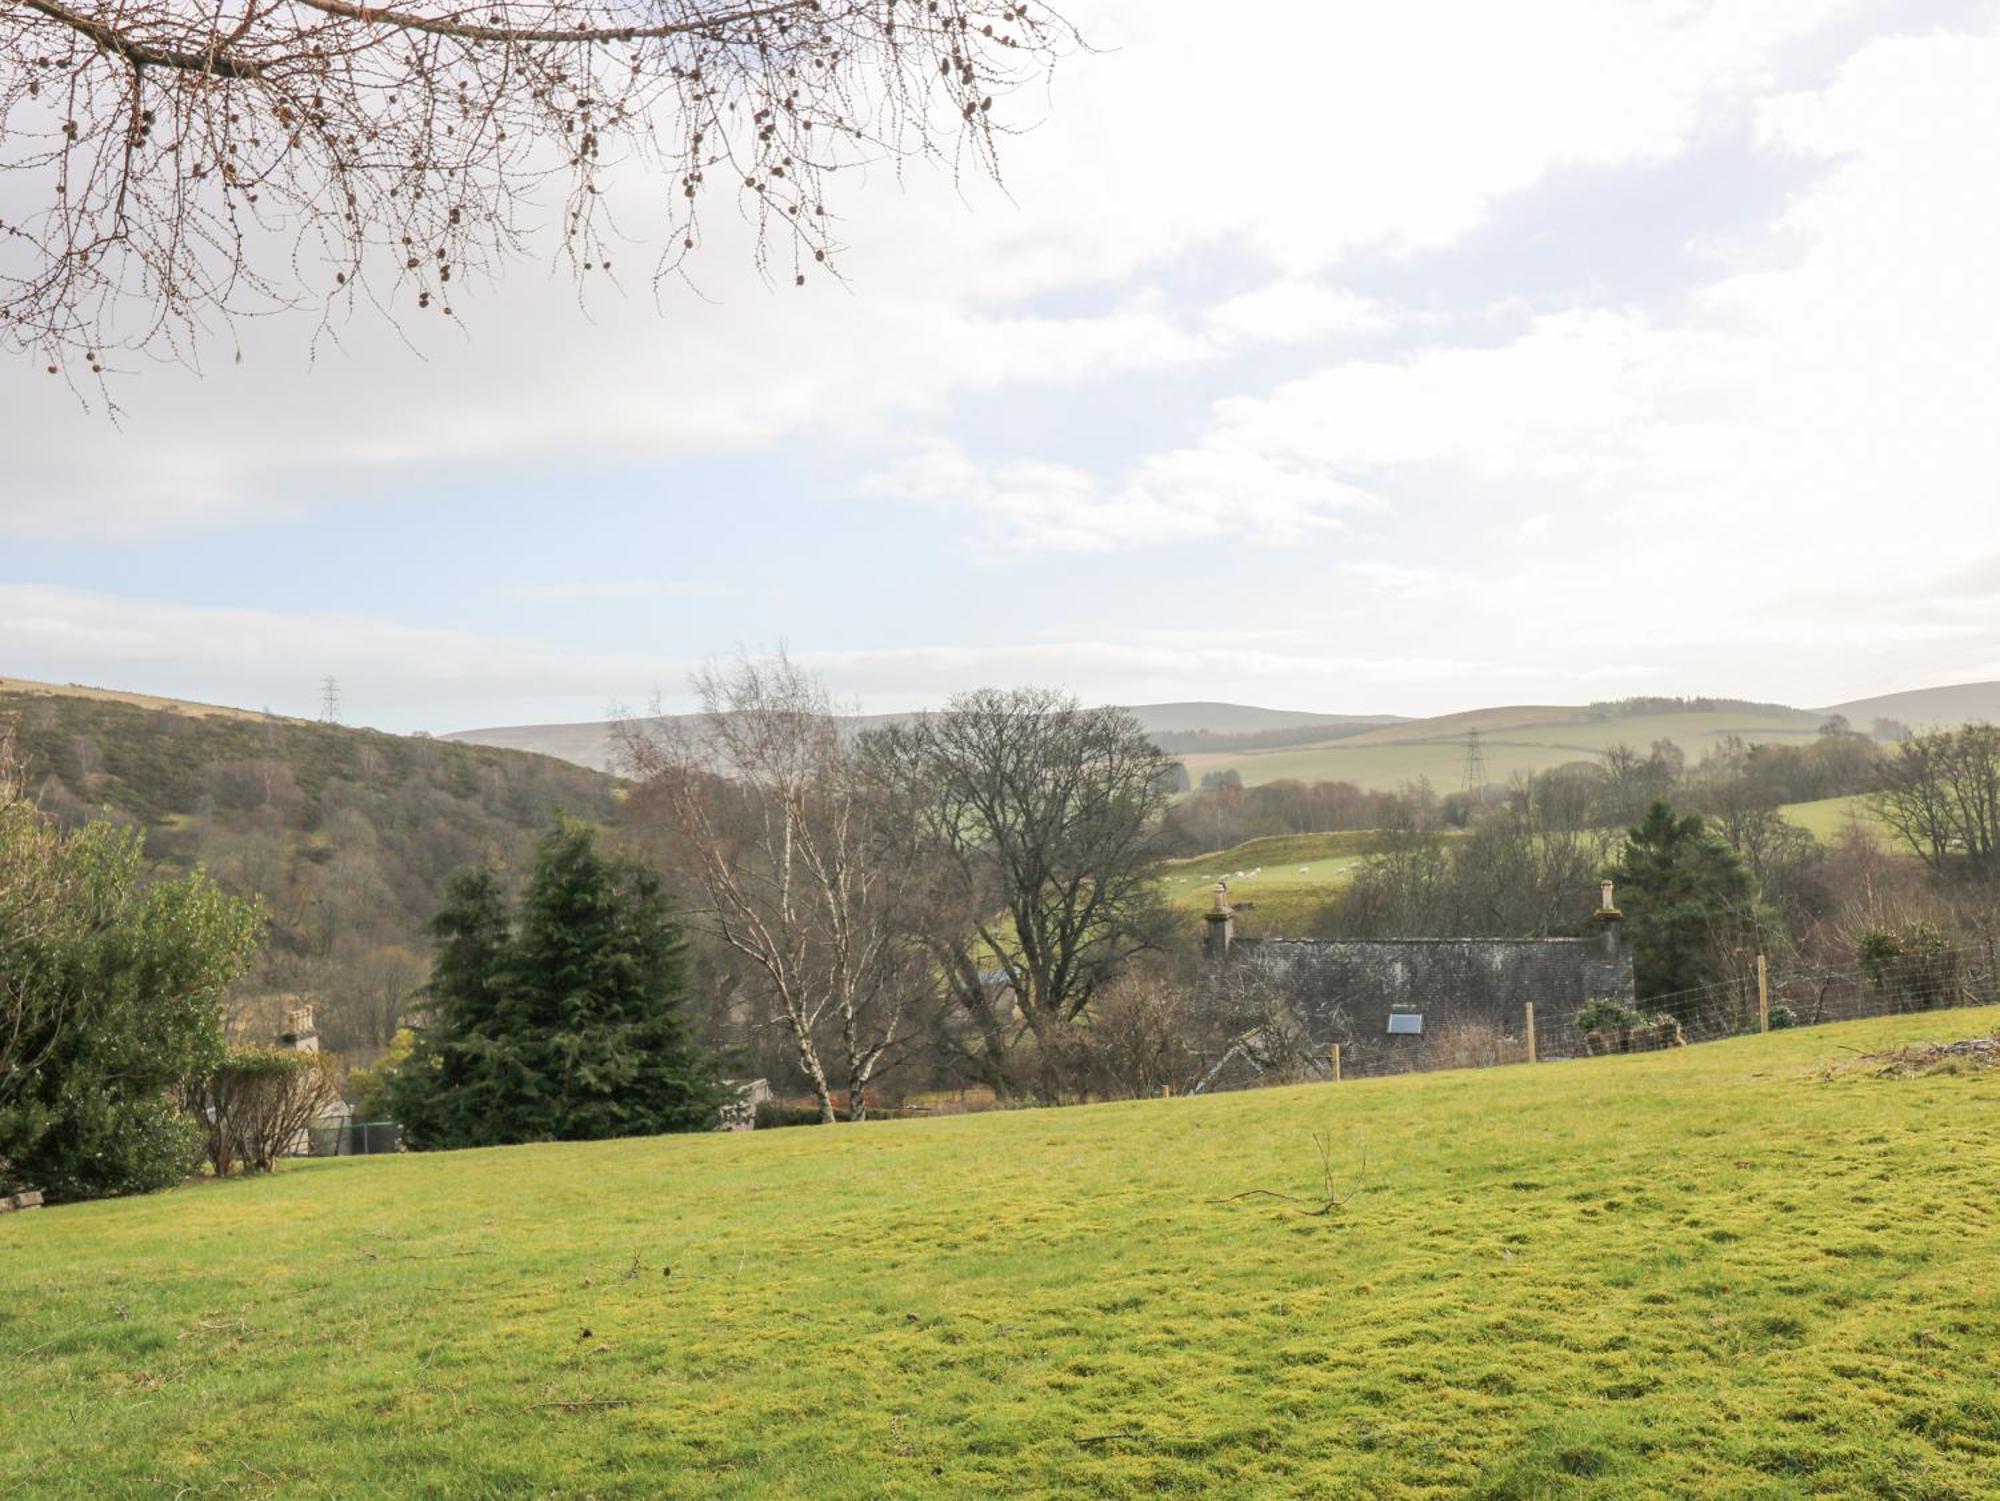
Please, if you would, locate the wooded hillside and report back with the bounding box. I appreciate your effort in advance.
[0,685,622,1058]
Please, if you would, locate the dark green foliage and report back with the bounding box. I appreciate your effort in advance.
[1575,998,1645,1035]
[1857,922,1961,1010]
[753,1099,831,1130]
[0,815,263,1202]
[1607,801,1759,1013]
[391,822,730,1147]
[2,688,620,1054]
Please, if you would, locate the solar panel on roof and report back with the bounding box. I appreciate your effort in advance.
[1386,1012,1424,1036]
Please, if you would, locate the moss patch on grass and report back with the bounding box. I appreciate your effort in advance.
[3,1010,1997,1498]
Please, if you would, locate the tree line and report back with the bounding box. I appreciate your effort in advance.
[9,680,1999,1201]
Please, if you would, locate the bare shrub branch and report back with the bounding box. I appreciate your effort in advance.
[1218,1132,1368,1218]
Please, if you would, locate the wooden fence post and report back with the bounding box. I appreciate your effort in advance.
[1329,1043,1342,1083]
[1524,1001,1537,1064]
[1756,953,1770,1034]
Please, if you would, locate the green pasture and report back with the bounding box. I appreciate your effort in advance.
[1779,794,1893,846]
[1158,831,1400,934]
[1183,708,1826,792]
[4,1009,1997,1498]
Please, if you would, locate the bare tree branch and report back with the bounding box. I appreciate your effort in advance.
[2,0,1076,380]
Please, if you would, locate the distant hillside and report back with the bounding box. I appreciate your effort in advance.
[1178,700,1829,792]
[1,682,623,1059]
[447,701,1403,773]
[1825,681,2000,728]
[0,674,301,723]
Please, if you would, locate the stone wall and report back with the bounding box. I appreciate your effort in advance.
[1233,925,1634,1072]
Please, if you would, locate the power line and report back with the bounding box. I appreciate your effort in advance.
[317,675,341,724]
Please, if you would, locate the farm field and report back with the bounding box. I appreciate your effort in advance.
[1180,705,1826,792]
[1158,831,1403,934]
[4,1011,1997,1498]
[1780,793,1892,845]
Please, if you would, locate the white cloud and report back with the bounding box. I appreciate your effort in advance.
[1204,282,1397,346]
[936,25,2000,587]
[1,0,1862,539]
[863,436,1372,551]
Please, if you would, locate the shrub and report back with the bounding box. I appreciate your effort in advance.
[344,1028,414,1120]
[1576,999,1643,1036]
[1858,923,1961,1010]
[1,738,263,1201]
[1768,1005,1798,1031]
[185,1048,345,1176]
[1425,1021,1525,1071]
[753,1100,832,1130]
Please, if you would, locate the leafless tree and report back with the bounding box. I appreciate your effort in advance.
[858,688,1176,1102]
[616,653,922,1122]
[3,0,1075,378]
[1875,724,2000,884]
[1187,945,1335,1092]
[183,1045,343,1174]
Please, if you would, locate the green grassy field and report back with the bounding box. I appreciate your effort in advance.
[1158,831,1400,933]
[1182,706,1825,792]
[1780,793,1892,845]
[4,1010,1997,1498]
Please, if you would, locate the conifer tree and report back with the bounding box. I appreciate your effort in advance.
[392,822,728,1147]
[389,865,514,1149]
[1608,800,1760,1014]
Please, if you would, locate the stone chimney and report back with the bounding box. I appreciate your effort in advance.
[1595,879,1625,957]
[1203,881,1235,960]
[280,1000,320,1053]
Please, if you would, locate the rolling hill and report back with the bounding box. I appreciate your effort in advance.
[3,1008,1994,1497]
[1178,701,1829,792]
[449,684,2000,784]
[1824,679,2000,728]
[447,702,1406,774]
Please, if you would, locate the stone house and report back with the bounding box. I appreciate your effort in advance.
[1197,879,1635,1084]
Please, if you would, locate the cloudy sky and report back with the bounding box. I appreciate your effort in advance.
[6,0,2000,732]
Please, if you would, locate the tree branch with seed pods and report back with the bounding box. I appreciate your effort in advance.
[1,0,1075,385]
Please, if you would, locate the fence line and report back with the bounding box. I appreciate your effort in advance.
[1318,945,2000,1082]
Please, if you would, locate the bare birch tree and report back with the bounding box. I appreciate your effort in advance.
[2,0,1075,376]
[616,653,921,1122]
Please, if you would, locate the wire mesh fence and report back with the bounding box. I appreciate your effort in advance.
[304,1117,402,1156]
[1319,939,2000,1082]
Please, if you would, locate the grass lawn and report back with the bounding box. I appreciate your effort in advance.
[4,1010,1997,1498]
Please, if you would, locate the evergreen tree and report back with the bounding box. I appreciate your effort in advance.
[391,822,729,1147]
[388,865,514,1149]
[1608,800,1759,1014]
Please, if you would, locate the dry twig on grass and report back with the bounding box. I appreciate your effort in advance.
[1218,1131,1367,1218]
[1815,1034,2000,1080]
